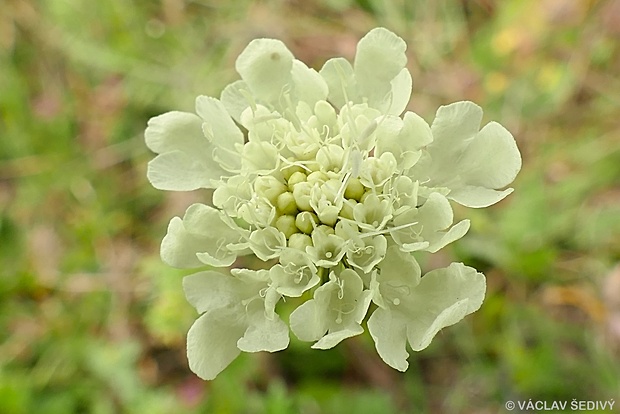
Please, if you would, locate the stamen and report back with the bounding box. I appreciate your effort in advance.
[337,278,345,299]
[278,155,313,173]
[215,238,228,256]
[335,171,351,204]
[357,220,420,239]
[241,293,261,311]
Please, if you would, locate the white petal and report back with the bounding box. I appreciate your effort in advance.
[195,96,244,171]
[401,111,433,150]
[291,60,329,107]
[367,308,409,371]
[147,151,219,191]
[289,300,327,342]
[186,309,245,380]
[425,219,470,253]
[354,28,407,110]
[346,234,387,274]
[145,111,205,154]
[374,116,405,164]
[160,217,204,268]
[373,246,421,308]
[420,102,521,205]
[248,227,286,261]
[375,111,431,170]
[417,192,454,235]
[145,111,230,190]
[183,271,242,313]
[378,246,421,286]
[241,141,279,173]
[448,186,514,208]
[320,57,359,109]
[405,263,486,351]
[430,101,483,150]
[161,204,246,268]
[386,68,412,116]
[271,251,319,297]
[352,288,374,324]
[238,309,289,353]
[312,324,364,350]
[456,121,522,189]
[220,80,251,123]
[295,270,370,350]
[235,38,294,103]
[195,251,237,267]
[407,299,469,351]
[423,102,483,182]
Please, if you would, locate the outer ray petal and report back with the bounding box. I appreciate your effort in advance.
[368,308,409,371]
[386,68,413,116]
[415,101,521,207]
[405,263,486,351]
[291,60,329,107]
[235,38,294,103]
[147,151,221,191]
[238,303,290,353]
[183,271,242,314]
[319,57,359,110]
[455,121,522,189]
[186,308,245,380]
[448,186,514,208]
[161,203,247,268]
[195,96,244,171]
[290,300,327,342]
[312,324,365,350]
[145,111,227,190]
[354,27,408,111]
[220,80,251,123]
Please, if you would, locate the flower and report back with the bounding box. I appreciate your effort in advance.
[145,27,521,379]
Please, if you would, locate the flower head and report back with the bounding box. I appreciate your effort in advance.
[146,28,521,379]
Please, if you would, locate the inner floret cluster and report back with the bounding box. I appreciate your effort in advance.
[145,28,522,380]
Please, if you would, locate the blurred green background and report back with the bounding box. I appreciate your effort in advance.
[1,0,620,412]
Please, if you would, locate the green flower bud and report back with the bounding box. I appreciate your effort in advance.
[315,225,335,236]
[277,191,298,215]
[295,211,318,234]
[293,181,313,211]
[307,171,328,185]
[287,171,307,190]
[276,215,298,239]
[288,233,313,251]
[360,190,372,204]
[344,177,365,201]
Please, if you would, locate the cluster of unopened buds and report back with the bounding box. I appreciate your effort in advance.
[145,28,521,379]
